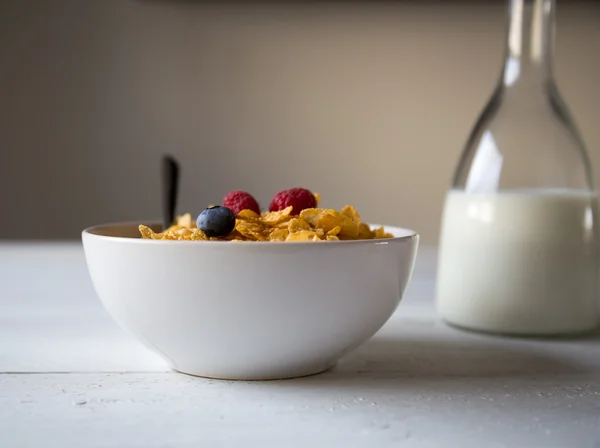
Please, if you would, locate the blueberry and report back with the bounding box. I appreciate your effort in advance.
[196,206,236,237]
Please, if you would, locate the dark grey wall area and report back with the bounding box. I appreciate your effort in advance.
[1,1,599,243]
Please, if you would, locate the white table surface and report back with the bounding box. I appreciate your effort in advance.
[1,243,599,448]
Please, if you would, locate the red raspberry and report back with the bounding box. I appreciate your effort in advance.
[222,190,261,215]
[269,187,317,215]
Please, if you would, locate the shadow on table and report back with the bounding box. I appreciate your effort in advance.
[285,322,600,391]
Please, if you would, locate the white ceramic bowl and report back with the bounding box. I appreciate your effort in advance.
[82,222,419,380]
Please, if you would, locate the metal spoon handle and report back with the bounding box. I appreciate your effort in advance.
[162,155,180,230]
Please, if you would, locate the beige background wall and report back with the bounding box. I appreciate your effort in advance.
[1,0,599,244]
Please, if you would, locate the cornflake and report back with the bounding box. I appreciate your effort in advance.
[139,194,393,242]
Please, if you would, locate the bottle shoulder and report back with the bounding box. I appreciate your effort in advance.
[452,81,592,191]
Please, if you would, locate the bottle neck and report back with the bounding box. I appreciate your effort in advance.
[502,0,555,87]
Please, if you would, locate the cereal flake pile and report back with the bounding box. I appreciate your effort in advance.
[139,188,392,242]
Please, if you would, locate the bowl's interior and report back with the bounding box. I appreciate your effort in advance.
[84,222,416,241]
[86,222,163,238]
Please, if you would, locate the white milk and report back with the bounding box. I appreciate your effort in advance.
[436,189,600,335]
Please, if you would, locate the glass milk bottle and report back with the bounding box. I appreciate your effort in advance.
[436,0,599,336]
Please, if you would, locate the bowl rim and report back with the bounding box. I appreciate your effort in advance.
[82,221,418,246]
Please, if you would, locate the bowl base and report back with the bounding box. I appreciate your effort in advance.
[170,362,337,381]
